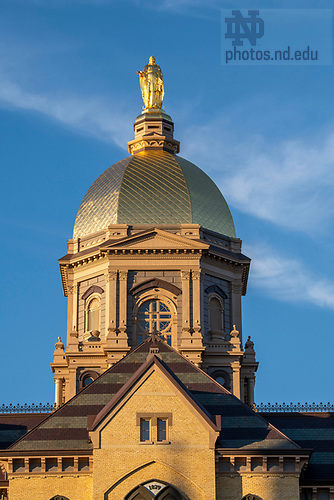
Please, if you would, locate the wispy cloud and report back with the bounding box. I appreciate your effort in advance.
[0,78,132,150]
[181,117,334,235]
[246,243,334,309]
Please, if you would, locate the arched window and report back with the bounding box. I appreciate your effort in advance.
[208,295,224,334]
[241,496,263,500]
[50,496,70,500]
[125,481,186,500]
[86,297,100,332]
[83,375,94,386]
[211,369,231,391]
[78,369,100,390]
[137,299,172,346]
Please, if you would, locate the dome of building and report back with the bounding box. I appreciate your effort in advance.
[73,149,236,239]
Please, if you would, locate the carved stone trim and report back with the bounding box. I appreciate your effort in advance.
[81,285,104,300]
[192,270,202,280]
[105,270,118,283]
[119,270,128,280]
[128,137,180,155]
[231,281,243,294]
[181,270,191,280]
[129,278,181,296]
[67,282,78,296]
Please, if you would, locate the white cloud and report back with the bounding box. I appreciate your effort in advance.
[246,243,334,309]
[181,118,334,234]
[0,78,132,150]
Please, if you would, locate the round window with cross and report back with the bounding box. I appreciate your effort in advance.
[137,299,172,346]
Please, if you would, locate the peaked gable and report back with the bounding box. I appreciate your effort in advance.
[89,354,220,433]
[4,338,300,454]
[100,228,209,251]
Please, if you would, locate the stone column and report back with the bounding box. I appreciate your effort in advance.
[231,361,241,399]
[192,270,202,338]
[181,270,191,336]
[66,279,79,354]
[231,280,243,342]
[66,272,77,339]
[118,270,128,335]
[247,377,256,407]
[105,270,117,337]
[54,378,63,407]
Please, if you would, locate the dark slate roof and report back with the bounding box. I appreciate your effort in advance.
[4,338,299,453]
[262,412,334,484]
[0,414,49,450]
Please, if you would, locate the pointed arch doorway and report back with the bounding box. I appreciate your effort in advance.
[125,480,187,499]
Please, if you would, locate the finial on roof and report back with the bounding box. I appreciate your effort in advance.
[245,336,255,350]
[230,325,239,338]
[55,336,64,350]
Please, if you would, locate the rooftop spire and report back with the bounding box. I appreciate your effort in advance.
[128,57,180,155]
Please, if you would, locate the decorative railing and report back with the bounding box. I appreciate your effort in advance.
[0,403,57,414]
[253,402,334,413]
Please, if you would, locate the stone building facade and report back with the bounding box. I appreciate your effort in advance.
[0,57,333,500]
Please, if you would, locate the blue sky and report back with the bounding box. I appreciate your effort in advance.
[1,0,334,406]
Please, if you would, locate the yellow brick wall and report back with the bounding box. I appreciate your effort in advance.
[216,473,300,500]
[92,368,216,500]
[8,474,93,500]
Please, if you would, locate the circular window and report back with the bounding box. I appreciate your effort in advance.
[215,376,225,386]
[137,300,172,345]
[83,376,94,386]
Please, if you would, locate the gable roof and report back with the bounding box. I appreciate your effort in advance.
[88,354,220,436]
[263,412,334,484]
[3,338,300,454]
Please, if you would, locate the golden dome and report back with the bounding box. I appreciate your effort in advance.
[73,150,235,239]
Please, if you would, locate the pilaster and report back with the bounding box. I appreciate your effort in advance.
[118,270,128,335]
[181,270,191,338]
[105,269,118,337]
[231,280,243,342]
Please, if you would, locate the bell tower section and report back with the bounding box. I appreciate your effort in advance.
[51,57,258,407]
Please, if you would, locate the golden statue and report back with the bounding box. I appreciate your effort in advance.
[137,56,164,111]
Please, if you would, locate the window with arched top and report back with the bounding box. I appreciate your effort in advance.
[137,299,172,346]
[211,369,231,391]
[86,297,100,332]
[208,295,224,335]
[78,369,100,390]
[241,495,263,500]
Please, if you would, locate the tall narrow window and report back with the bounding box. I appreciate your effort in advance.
[87,297,100,332]
[140,418,150,442]
[209,296,224,333]
[157,418,167,442]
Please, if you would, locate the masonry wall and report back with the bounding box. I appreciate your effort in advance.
[216,474,300,500]
[92,368,216,500]
[8,474,93,500]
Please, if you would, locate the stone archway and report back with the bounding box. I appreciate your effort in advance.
[242,495,263,500]
[125,480,186,499]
